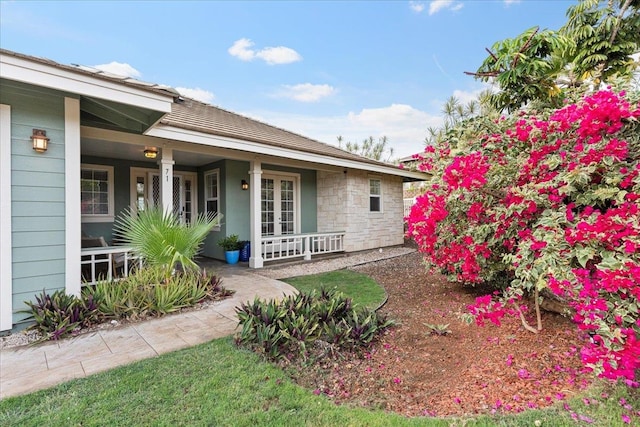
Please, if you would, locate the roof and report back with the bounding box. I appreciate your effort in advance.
[161,98,394,168]
[2,48,428,178]
[0,49,180,99]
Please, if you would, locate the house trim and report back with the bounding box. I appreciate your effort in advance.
[0,104,12,331]
[80,163,115,223]
[0,52,173,113]
[65,97,81,297]
[145,125,428,181]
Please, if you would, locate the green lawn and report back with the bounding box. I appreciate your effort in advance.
[0,338,636,426]
[283,269,387,309]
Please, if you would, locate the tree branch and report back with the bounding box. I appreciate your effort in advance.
[512,27,539,69]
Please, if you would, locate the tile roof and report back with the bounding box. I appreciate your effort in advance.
[161,98,393,167]
[0,49,180,99]
[3,48,399,169]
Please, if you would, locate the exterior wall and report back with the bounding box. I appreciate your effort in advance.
[200,161,318,261]
[0,80,68,329]
[317,169,404,252]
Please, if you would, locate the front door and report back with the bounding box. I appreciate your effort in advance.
[130,168,195,224]
[261,174,297,236]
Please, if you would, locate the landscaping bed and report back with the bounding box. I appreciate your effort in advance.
[284,251,616,418]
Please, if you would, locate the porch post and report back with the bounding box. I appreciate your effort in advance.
[249,160,263,268]
[65,97,81,297]
[159,147,174,214]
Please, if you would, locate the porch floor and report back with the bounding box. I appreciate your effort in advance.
[0,246,415,399]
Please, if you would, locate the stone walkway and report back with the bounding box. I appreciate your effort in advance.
[0,246,415,400]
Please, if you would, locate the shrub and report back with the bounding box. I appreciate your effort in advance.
[407,88,640,382]
[90,266,228,319]
[22,289,99,341]
[235,288,394,361]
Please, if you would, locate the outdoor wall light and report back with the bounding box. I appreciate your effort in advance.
[144,147,158,159]
[31,129,49,153]
[241,179,249,190]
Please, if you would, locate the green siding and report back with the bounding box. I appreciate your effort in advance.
[199,161,318,261]
[1,80,69,326]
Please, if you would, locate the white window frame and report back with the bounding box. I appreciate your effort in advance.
[261,171,301,237]
[81,163,114,223]
[369,176,383,213]
[204,169,221,230]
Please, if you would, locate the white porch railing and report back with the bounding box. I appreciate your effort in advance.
[80,246,142,285]
[261,232,345,262]
[403,197,417,218]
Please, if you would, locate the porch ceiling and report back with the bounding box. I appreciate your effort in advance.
[81,138,224,167]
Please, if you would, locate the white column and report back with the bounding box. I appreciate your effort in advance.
[65,97,81,297]
[0,104,13,331]
[159,147,174,214]
[248,160,263,268]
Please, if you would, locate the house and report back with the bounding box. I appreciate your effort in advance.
[0,49,427,332]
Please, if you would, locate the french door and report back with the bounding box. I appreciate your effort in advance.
[130,168,195,224]
[261,174,298,236]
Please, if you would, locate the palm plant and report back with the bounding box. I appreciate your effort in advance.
[114,205,220,277]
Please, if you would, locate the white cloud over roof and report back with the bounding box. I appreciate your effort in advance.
[93,61,141,78]
[244,103,442,159]
[176,87,215,104]
[276,83,336,102]
[228,38,302,65]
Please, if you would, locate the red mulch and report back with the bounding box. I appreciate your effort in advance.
[285,252,596,417]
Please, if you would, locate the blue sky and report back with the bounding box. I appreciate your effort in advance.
[0,1,574,158]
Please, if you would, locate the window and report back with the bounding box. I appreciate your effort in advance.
[369,178,382,212]
[204,170,220,229]
[81,164,114,222]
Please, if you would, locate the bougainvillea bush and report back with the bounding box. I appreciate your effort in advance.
[407,88,640,383]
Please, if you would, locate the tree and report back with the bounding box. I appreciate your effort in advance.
[467,0,640,112]
[337,135,395,162]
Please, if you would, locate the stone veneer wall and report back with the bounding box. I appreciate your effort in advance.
[317,169,404,252]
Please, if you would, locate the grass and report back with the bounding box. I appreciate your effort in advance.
[283,269,387,309]
[0,338,636,426]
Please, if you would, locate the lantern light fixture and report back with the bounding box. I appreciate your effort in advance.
[144,147,158,159]
[241,179,249,190]
[31,129,49,153]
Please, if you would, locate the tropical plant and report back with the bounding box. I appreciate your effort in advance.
[467,0,640,112]
[89,266,226,319]
[235,288,395,360]
[114,205,220,277]
[217,234,242,251]
[22,289,99,341]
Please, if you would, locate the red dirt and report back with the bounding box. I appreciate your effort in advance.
[287,252,595,417]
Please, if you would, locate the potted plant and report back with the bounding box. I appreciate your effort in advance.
[217,234,243,264]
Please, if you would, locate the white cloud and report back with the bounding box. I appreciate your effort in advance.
[93,62,141,78]
[451,88,486,105]
[409,1,425,13]
[243,104,442,159]
[428,0,463,15]
[228,38,302,65]
[275,83,336,102]
[256,46,302,65]
[503,0,521,5]
[228,38,256,61]
[175,87,215,104]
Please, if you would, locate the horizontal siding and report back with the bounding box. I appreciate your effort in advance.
[12,201,65,217]
[12,231,65,248]
[12,170,65,188]
[12,216,64,232]
[12,186,65,202]
[13,245,66,262]
[13,259,65,278]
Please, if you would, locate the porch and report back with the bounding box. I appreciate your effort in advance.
[79,231,346,285]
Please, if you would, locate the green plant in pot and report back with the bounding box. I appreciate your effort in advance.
[218,234,243,264]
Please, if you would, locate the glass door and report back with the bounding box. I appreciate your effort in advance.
[261,175,297,236]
